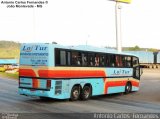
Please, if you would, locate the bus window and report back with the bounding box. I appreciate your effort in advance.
[55,49,60,65]
[106,54,110,67]
[122,56,126,67]
[125,56,131,67]
[82,53,87,66]
[60,50,66,65]
[71,51,82,66]
[88,53,95,66]
[95,54,100,66]
[133,57,139,67]
[99,55,105,67]
[115,55,119,67]
[67,52,71,65]
[115,55,123,67]
[110,55,116,67]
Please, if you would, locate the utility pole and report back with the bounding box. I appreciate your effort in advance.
[111,0,131,52]
[115,1,122,52]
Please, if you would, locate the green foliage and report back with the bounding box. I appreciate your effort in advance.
[147,48,158,52]
[124,45,141,51]
[0,72,19,79]
[0,67,6,72]
[123,45,159,52]
[0,40,20,58]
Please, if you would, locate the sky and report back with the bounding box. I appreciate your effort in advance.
[0,0,160,49]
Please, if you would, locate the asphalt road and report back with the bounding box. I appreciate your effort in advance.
[0,69,160,119]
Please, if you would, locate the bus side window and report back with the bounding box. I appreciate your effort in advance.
[67,52,71,66]
[88,53,95,66]
[110,55,116,67]
[99,55,105,67]
[122,56,126,67]
[95,54,100,66]
[77,52,82,66]
[133,57,139,67]
[60,50,66,65]
[106,54,110,67]
[115,55,119,67]
[71,52,77,66]
[125,56,131,67]
[82,53,87,66]
[71,51,82,66]
[119,56,123,67]
[55,49,60,65]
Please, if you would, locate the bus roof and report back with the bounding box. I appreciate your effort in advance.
[52,44,137,57]
[21,43,137,57]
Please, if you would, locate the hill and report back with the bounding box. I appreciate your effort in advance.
[123,45,159,52]
[0,41,20,58]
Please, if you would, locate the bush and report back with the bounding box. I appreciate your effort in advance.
[0,67,6,72]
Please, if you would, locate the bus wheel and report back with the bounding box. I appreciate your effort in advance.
[70,86,80,101]
[125,82,132,94]
[81,85,91,100]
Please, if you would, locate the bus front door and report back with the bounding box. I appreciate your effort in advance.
[133,66,140,80]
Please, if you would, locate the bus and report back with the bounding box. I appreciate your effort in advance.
[19,43,141,101]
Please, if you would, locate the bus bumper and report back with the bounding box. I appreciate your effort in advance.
[18,88,70,99]
[18,88,51,97]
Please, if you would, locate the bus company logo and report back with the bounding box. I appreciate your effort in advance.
[22,45,48,52]
[112,69,131,76]
[22,45,34,52]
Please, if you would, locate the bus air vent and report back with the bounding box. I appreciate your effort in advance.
[55,81,62,95]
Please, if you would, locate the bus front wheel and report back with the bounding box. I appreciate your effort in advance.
[81,85,91,100]
[70,86,80,101]
[125,82,132,94]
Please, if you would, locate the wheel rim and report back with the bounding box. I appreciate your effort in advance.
[73,89,79,99]
[84,89,90,98]
[83,87,91,99]
[126,83,131,92]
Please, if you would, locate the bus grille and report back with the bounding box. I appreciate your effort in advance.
[55,81,62,95]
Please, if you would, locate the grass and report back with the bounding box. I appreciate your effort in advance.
[0,72,19,80]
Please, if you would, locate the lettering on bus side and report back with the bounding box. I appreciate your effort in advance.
[113,69,130,75]
[22,45,47,52]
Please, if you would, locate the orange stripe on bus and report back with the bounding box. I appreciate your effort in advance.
[131,81,139,87]
[19,69,36,77]
[107,81,127,87]
[32,78,39,88]
[19,69,39,88]
[38,70,106,78]
[104,80,139,94]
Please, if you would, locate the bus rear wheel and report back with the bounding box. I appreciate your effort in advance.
[81,85,91,100]
[125,82,132,94]
[70,86,80,101]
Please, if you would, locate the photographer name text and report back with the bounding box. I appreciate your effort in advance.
[1,1,48,8]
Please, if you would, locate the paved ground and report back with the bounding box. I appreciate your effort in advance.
[0,69,160,119]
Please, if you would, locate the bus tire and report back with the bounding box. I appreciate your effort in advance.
[81,85,91,100]
[70,85,80,101]
[125,82,132,94]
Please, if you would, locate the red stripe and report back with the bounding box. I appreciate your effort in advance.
[19,69,36,77]
[104,80,139,94]
[104,81,127,94]
[32,78,39,88]
[38,70,106,78]
[19,69,38,88]
[107,81,127,87]
[104,78,108,94]
[131,81,139,87]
